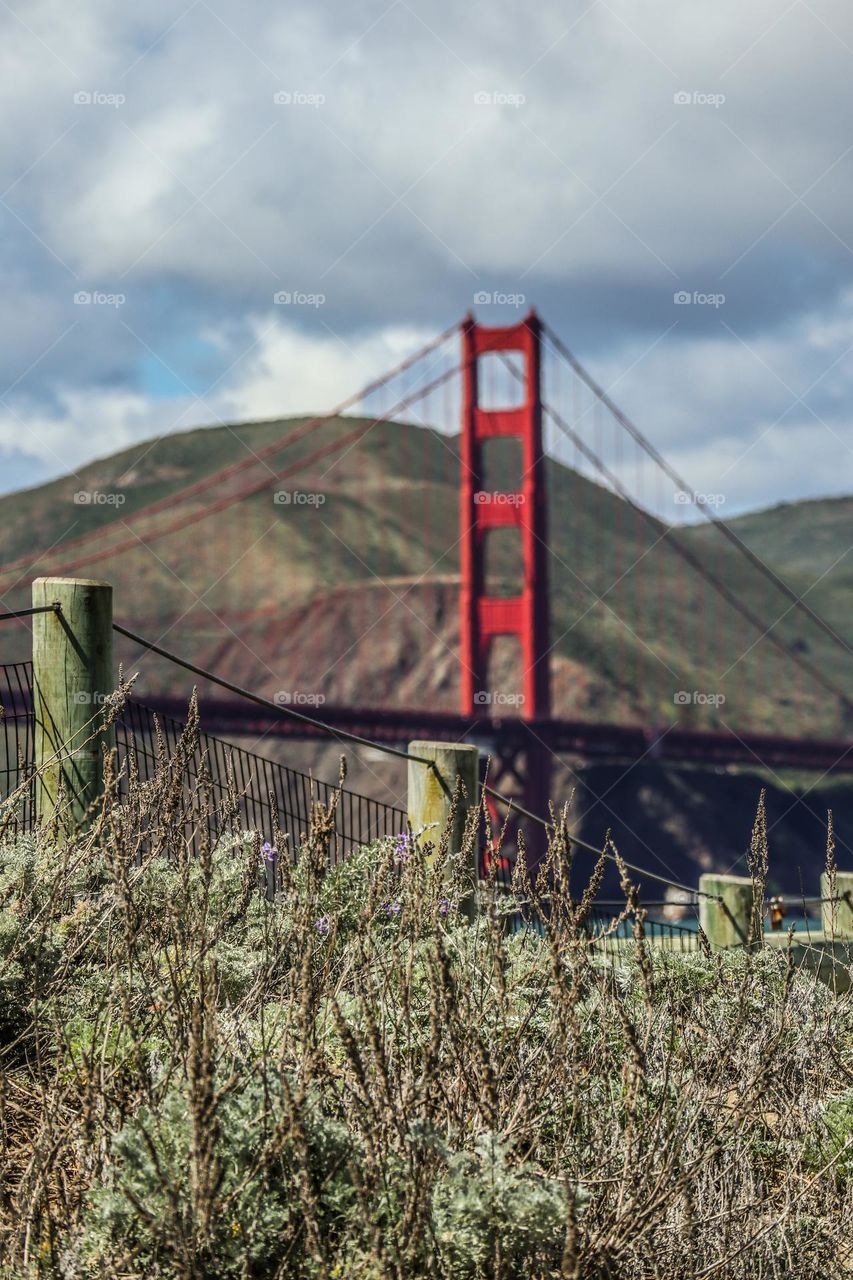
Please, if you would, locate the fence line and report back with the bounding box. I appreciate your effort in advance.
[0,662,405,856]
[112,619,716,901]
[507,904,702,952]
[0,659,709,949]
[0,660,35,834]
[586,907,701,953]
[118,698,406,860]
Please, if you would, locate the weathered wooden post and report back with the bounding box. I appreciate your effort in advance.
[821,871,853,938]
[699,873,757,949]
[32,577,114,832]
[407,740,480,917]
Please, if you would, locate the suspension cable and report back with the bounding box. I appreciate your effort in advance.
[5,363,461,587]
[112,621,431,765]
[542,322,853,665]
[0,320,462,581]
[495,351,851,710]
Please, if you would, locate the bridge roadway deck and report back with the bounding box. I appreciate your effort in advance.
[139,696,853,774]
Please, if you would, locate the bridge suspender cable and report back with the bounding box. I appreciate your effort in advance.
[495,349,852,711]
[542,323,853,666]
[547,399,851,709]
[0,319,462,582]
[5,309,849,687]
[112,621,431,765]
[2,361,461,586]
[111,619,715,900]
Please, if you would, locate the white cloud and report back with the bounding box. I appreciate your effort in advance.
[0,317,439,488]
[0,387,173,480]
[1,290,850,520]
[0,0,851,511]
[560,289,853,515]
[216,317,437,420]
[62,104,226,276]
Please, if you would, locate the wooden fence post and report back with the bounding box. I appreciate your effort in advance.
[407,740,480,917]
[699,873,757,949]
[821,871,853,938]
[32,577,114,832]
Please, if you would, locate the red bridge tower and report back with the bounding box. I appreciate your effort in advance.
[460,309,552,861]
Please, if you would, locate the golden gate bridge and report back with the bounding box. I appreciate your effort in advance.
[0,309,850,846]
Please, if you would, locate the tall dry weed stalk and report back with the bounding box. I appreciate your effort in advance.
[825,810,838,940]
[747,789,769,948]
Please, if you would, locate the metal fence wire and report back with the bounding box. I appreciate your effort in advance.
[505,902,701,950]
[0,663,406,858]
[0,661,35,833]
[0,664,700,950]
[585,906,701,953]
[117,699,407,861]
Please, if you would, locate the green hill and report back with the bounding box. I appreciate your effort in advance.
[683,496,853,649]
[0,416,849,738]
[687,494,853,579]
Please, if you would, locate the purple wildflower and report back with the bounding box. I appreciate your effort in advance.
[314,915,331,937]
[393,832,411,863]
[438,897,455,917]
[382,900,401,916]
[261,841,277,863]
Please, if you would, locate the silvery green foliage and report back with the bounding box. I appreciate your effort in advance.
[80,1081,356,1277]
[431,1133,573,1277]
[5,799,853,1279]
[808,1088,853,1185]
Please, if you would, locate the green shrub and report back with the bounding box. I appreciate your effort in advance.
[81,1080,356,1277]
[2,756,852,1279]
[431,1133,570,1277]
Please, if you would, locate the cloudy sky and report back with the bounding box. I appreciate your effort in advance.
[1,0,852,514]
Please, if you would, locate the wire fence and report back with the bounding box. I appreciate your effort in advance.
[504,898,702,951]
[585,907,701,953]
[0,663,406,858]
[117,699,407,861]
[0,661,35,834]
[0,661,714,950]
[0,662,707,946]
[115,617,720,905]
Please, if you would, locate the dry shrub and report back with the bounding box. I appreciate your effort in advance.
[1,728,852,1278]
